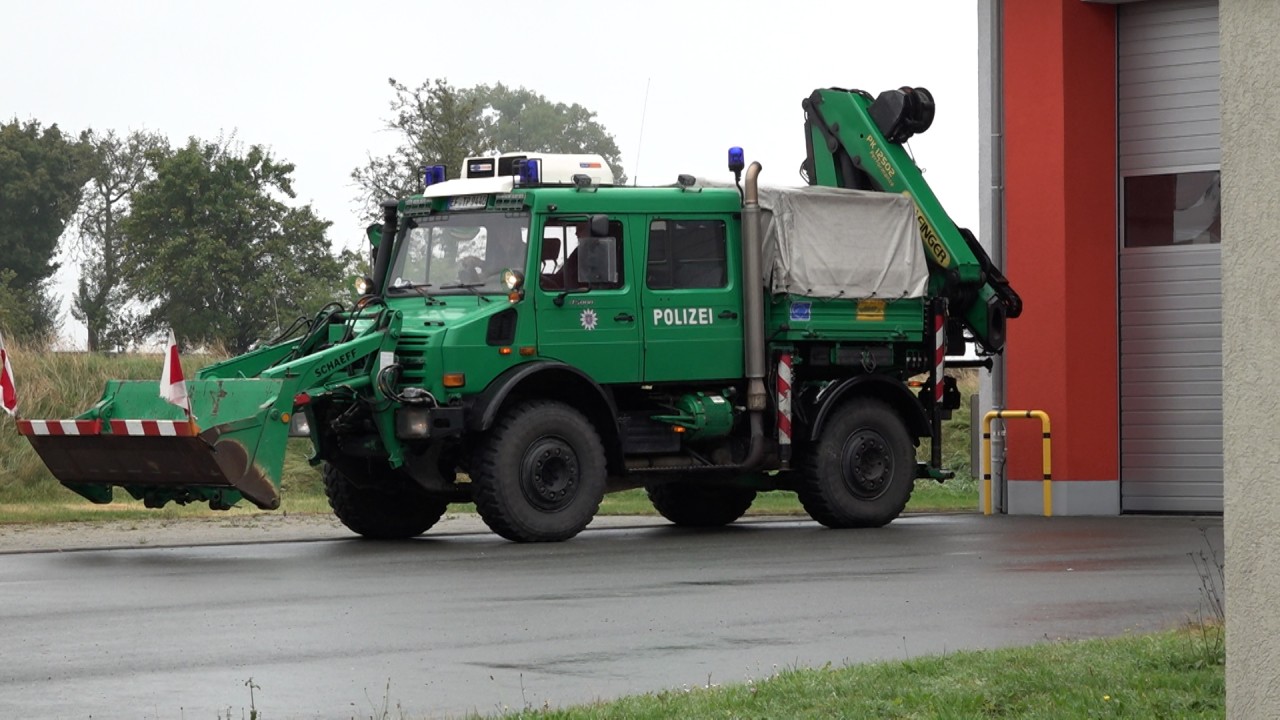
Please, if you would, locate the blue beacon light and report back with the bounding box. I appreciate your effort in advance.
[423,165,446,187]
[518,158,541,185]
[728,147,745,174]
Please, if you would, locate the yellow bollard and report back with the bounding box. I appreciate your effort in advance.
[981,410,1053,517]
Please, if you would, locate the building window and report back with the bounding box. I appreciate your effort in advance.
[1123,171,1220,248]
[646,219,728,289]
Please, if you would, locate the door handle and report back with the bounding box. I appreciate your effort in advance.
[614,313,635,322]
[719,310,738,320]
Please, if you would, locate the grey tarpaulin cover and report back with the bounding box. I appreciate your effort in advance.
[757,185,927,299]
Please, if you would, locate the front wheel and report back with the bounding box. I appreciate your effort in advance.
[646,483,757,527]
[797,399,915,528]
[322,462,450,539]
[471,400,607,542]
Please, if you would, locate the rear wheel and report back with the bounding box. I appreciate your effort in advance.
[471,400,607,542]
[797,399,915,528]
[323,462,450,539]
[646,483,757,527]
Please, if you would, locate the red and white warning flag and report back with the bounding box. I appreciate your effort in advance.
[159,329,191,418]
[0,331,17,417]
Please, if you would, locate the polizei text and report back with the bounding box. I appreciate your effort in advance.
[652,308,715,326]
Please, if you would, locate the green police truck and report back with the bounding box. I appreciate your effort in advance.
[22,86,1020,542]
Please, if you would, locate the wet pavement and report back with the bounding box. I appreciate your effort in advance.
[0,514,1222,719]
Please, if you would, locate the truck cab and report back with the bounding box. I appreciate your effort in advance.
[378,158,749,400]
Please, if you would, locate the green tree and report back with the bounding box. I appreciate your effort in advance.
[71,129,168,351]
[473,83,625,183]
[0,119,93,338]
[121,137,347,353]
[0,269,35,339]
[352,79,626,218]
[351,78,487,216]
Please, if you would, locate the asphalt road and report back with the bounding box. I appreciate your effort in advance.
[0,514,1222,719]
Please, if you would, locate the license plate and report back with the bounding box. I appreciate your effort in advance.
[449,194,488,211]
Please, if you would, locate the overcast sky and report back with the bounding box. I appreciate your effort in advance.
[1,0,979,347]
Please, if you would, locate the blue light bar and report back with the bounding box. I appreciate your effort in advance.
[423,164,447,187]
[517,158,541,185]
[728,147,745,173]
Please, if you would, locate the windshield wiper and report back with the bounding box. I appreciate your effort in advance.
[438,282,493,303]
[389,283,442,305]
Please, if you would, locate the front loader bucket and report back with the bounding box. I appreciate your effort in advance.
[20,378,292,510]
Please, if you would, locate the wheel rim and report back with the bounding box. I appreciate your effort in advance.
[839,430,894,501]
[519,436,580,511]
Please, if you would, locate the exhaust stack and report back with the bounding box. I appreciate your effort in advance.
[742,161,767,412]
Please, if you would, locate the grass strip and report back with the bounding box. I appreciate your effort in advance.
[485,625,1224,720]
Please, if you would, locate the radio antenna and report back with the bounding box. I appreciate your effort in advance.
[632,78,651,186]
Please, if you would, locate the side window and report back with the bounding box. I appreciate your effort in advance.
[647,219,728,290]
[539,219,626,291]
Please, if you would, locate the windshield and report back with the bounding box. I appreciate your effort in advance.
[387,212,530,295]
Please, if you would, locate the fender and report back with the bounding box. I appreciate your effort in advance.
[807,374,930,441]
[466,361,619,433]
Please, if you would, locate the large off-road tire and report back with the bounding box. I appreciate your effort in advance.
[322,462,450,540]
[797,399,915,529]
[471,400,607,543]
[646,483,757,527]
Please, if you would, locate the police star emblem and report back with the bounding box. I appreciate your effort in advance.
[579,308,598,331]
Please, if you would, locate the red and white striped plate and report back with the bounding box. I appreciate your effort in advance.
[108,419,198,437]
[16,418,198,437]
[16,419,103,436]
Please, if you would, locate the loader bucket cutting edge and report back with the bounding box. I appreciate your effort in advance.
[19,378,291,510]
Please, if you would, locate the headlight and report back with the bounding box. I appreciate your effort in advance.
[288,411,312,438]
[354,275,374,295]
[396,408,432,438]
[501,269,525,291]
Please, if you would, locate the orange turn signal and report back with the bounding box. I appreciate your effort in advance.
[442,373,466,388]
[499,347,513,356]
[519,346,536,357]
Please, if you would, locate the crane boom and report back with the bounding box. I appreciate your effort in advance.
[801,87,1021,352]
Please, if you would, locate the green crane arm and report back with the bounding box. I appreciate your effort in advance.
[801,87,1021,353]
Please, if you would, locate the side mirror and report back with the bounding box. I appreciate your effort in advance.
[577,236,618,285]
[588,214,610,238]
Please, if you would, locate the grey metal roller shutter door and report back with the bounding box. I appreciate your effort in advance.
[1119,248,1221,512]
[1118,0,1222,513]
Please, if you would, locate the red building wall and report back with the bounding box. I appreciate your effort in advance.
[1003,0,1119,490]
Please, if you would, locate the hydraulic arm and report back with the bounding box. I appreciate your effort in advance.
[801,87,1021,352]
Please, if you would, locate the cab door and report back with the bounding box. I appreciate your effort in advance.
[533,215,642,384]
[641,216,744,382]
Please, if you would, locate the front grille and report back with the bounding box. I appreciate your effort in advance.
[395,336,431,386]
